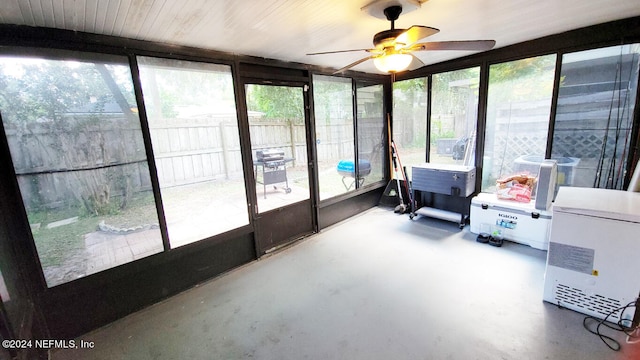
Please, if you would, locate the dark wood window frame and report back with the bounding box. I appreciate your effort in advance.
[0,16,638,340]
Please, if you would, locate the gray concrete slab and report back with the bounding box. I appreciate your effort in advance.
[52,207,639,359]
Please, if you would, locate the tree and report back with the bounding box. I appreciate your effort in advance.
[313,78,353,125]
[0,58,139,215]
[393,77,427,147]
[246,85,304,123]
[488,55,557,102]
[138,63,236,118]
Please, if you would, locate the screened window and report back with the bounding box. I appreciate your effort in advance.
[245,84,310,212]
[313,75,355,200]
[552,44,639,189]
[431,67,480,166]
[356,81,385,185]
[392,77,427,179]
[0,55,163,287]
[138,57,249,248]
[482,55,557,191]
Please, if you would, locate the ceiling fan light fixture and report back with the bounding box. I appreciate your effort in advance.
[373,53,413,73]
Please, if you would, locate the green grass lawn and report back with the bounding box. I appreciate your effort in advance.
[29,191,159,267]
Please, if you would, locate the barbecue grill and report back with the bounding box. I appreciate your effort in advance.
[337,159,371,190]
[254,149,294,198]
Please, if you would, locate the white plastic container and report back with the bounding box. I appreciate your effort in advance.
[513,155,579,186]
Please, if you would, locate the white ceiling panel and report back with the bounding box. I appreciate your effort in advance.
[0,0,639,74]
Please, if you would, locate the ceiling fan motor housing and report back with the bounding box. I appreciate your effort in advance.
[373,29,406,48]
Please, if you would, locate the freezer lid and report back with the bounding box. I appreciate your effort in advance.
[553,187,640,223]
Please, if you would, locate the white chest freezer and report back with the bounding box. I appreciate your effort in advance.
[542,187,640,324]
[470,192,553,250]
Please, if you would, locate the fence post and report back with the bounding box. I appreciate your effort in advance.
[289,121,296,167]
[220,122,230,179]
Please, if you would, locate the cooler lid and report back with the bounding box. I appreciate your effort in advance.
[553,187,640,223]
[472,192,553,216]
[413,163,475,172]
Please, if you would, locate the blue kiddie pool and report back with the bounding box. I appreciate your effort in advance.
[337,159,372,190]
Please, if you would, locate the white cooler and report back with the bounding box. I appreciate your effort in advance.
[470,192,552,250]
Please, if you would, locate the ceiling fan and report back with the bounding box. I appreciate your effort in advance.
[307,5,496,74]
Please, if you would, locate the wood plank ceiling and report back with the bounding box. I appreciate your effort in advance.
[1,0,639,74]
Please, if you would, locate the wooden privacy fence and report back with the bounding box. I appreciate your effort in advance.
[247,120,307,168]
[150,116,245,187]
[7,115,382,210]
[7,116,152,211]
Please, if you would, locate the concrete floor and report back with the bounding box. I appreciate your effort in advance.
[52,207,639,360]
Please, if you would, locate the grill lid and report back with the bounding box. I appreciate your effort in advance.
[256,149,285,162]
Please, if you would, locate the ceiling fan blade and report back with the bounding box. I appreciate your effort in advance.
[396,25,440,47]
[333,56,374,74]
[408,53,425,70]
[408,40,496,52]
[307,48,375,55]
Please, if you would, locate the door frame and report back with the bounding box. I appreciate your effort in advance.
[237,66,319,256]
